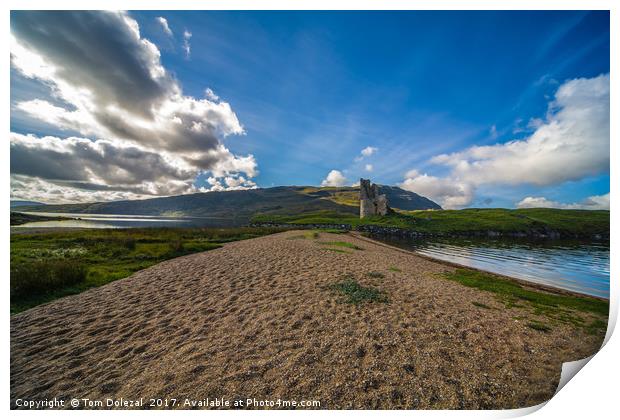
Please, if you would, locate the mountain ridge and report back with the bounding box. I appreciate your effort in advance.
[12,185,441,225]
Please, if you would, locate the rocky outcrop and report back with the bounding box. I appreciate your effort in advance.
[360,178,389,218]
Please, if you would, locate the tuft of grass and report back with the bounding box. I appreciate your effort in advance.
[388,266,402,272]
[286,234,307,240]
[585,319,608,335]
[367,271,385,279]
[442,269,608,317]
[472,301,492,309]
[305,231,320,239]
[328,275,389,305]
[317,228,349,234]
[319,241,363,250]
[527,321,552,333]
[322,247,351,254]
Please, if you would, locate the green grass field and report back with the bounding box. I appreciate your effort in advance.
[10,227,286,313]
[252,208,609,237]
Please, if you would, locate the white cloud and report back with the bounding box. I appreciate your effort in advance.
[361,146,378,157]
[400,170,472,209]
[517,193,609,210]
[205,88,220,101]
[354,146,378,162]
[183,30,192,58]
[365,164,373,172]
[400,74,609,209]
[204,175,257,192]
[431,74,609,187]
[156,17,173,36]
[10,11,256,202]
[321,170,347,187]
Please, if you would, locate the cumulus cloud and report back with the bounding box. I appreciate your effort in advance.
[10,11,256,202]
[400,170,471,209]
[365,164,373,172]
[517,193,609,210]
[431,74,609,186]
[321,170,347,187]
[400,74,609,209]
[156,17,173,36]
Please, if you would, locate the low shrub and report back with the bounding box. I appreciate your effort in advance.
[11,260,86,299]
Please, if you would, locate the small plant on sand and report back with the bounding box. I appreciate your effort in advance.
[527,321,552,333]
[472,301,492,309]
[328,275,389,305]
[319,241,363,250]
[367,271,385,279]
[304,231,320,239]
[286,234,307,240]
[322,247,351,254]
[388,266,402,272]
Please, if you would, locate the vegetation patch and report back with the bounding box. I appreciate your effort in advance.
[328,276,389,305]
[442,269,608,334]
[367,271,385,279]
[472,301,492,309]
[585,319,608,335]
[305,231,320,239]
[322,247,351,254]
[442,269,608,316]
[252,208,609,237]
[527,321,552,333]
[388,266,402,272]
[10,227,285,313]
[319,241,363,250]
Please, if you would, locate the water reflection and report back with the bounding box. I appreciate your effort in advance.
[374,236,610,299]
[17,212,197,229]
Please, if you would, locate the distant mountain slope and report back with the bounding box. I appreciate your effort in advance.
[11,200,44,208]
[11,185,441,225]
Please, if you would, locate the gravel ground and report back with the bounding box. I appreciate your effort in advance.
[10,231,606,409]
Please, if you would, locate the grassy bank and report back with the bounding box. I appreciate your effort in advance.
[10,211,72,226]
[252,208,609,237]
[10,227,286,313]
[442,269,608,335]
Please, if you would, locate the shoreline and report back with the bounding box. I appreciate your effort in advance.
[350,232,609,302]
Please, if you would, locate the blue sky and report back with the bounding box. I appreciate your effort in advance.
[10,11,609,208]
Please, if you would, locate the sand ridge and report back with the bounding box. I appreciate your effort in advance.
[10,231,604,409]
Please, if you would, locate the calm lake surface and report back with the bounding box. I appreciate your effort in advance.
[17,212,201,229]
[374,236,610,299]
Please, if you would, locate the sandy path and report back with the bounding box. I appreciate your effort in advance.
[10,231,604,409]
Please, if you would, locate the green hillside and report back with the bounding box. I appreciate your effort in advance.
[252,208,609,238]
[12,185,441,225]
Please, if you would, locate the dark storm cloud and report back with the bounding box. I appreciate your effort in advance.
[11,10,174,118]
[10,134,194,189]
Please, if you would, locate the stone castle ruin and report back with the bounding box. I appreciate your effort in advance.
[359,178,389,218]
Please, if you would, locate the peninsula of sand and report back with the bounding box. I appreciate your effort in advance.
[11,231,607,409]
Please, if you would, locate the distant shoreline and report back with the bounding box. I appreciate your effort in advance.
[10,211,76,226]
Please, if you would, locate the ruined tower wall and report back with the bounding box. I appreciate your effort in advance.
[359,178,389,218]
